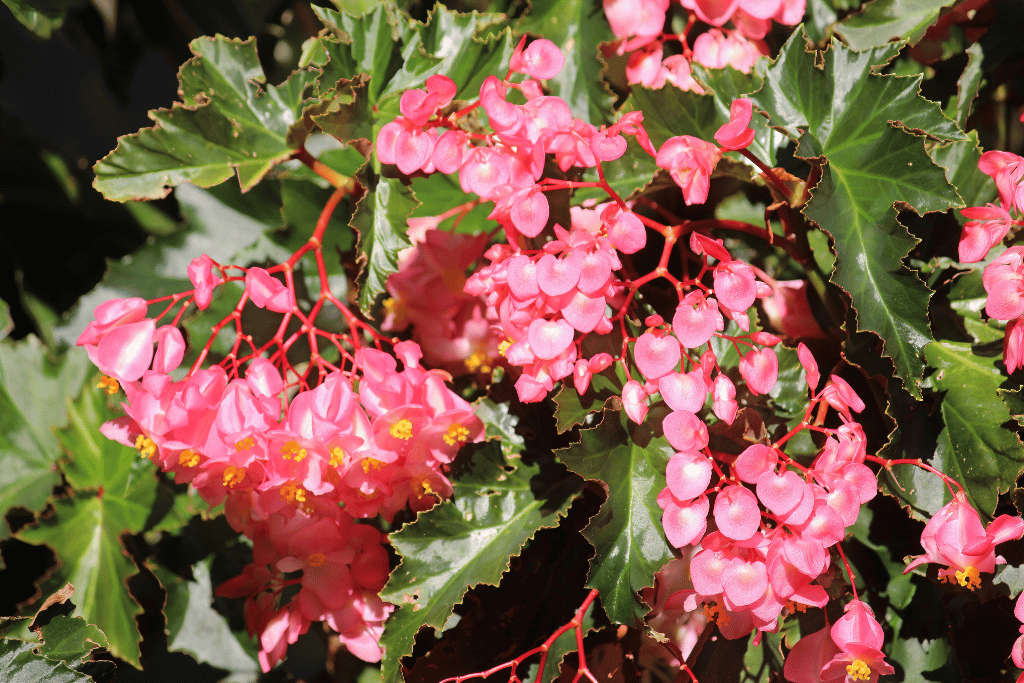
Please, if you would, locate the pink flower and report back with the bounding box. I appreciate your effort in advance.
[714,98,756,151]
[783,621,841,683]
[1012,592,1024,681]
[959,204,1013,263]
[761,280,827,339]
[904,491,1024,589]
[739,347,778,395]
[820,600,894,682]
[509,38,565,80]
[188,254,219,310]
[246,267,295,313]
[656,135,722,205]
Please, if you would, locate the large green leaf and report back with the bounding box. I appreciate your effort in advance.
[922,341,1024,516]
[35,615,108,666]
[0,639,93,683]
[517,0,615,125]
[753,34,964,399]
[93,36,318,201]
[18,388,159,667]
[159,559,260,683]
[350,175,417,313]
[379,444,580,683]
[836,0,953,50]
[556,409,675,624]
[0,338,89,539]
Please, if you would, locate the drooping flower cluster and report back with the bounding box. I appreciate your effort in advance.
[958,127,1024,371]
[603,0,805,89]
[78,255,483,671]
[659,344,877,641]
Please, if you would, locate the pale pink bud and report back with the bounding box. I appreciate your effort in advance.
[659,370,708,413]
[527,318,575,360]
[622,379,649,424]
[662,410,708,452]
[797,343,820,391]
[245,267,294,313]
[666,451,713,501]
[714,485,760,541]
[739,347,778,395]
[96,319,155,382]
[711,374,737,424]
[188,254,218,310]
[661,494,709,548]
[634,332,681,380]
[607,211,646,254]
[151,325,185,374]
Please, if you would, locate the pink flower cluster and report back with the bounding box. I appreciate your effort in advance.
[377,38,658,246]
[659,344,877,641]
[78,279,484,670]
[604,0,804,89]
[382,225,501,376]
[464,210,631,402]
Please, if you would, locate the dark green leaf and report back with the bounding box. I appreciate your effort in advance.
[0,339,89,539]
[35,615,108,665]
[929,131,996,212]
[351,175,417,313]
[517,0,616,125]
[0,639,93,683]
[93,36,318,201]
[954,43,984,129]
[754,34,965,399]
[158,559,260,682]
[922,341,1024,516]
[836,0,953,50]
[18,382,159,667]
[17,488,155,667]
[379,444,580,683]
[557,410,674,624]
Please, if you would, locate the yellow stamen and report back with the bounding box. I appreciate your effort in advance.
[307,552,326,568]
[361,457,386,474]
[235,436,255,452]
[390,418,413,440]
[955,565,981,590]
[134,435,157,460]
[178,450,199,468]
[498,339,512,357]
[97,376,120,395]
[329,446,347,468]
[464,351,491,374]
[223,465,245,488]
[442,424,470,446]
[279,481,311,512]
[280,440,307,462]
[846,660,871,681]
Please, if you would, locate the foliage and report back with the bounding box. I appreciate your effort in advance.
[4,0,1024,682]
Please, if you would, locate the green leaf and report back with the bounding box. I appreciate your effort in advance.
[922,340,1024,516]
[59,383,152,492]
[0,298,11,342]
[351,175,417,313]
[0,0,65,38]
[0,639,93,683]
[379,444,580,683]
[35,615,108,665]
[475,398,526,458]
[753,34,965,399]
[93,36,318,201]
[954,43,984,129]
[0,339,89,539]
[18,383,158,667]
[836,0,953,50]
[804,0,839,44]
[929,131,996,212]
[158,559,260,682]
[516,0,616,125]
[556,410,675,624]
[17,488,155,667]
